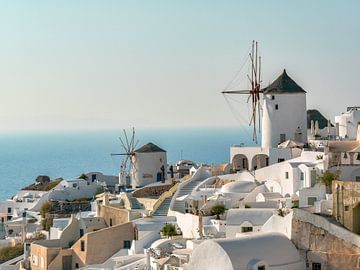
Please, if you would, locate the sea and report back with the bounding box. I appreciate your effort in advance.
[0,127,257,200]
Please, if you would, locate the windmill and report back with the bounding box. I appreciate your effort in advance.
[222,40,263,143]
[111,128,139,187]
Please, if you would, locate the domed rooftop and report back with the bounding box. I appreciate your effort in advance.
[186,232,303,270]
[220,181,256,194]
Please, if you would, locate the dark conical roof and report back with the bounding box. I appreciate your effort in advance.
[307,109,333,129]
[134,142,166,153]
[263,69,306,94]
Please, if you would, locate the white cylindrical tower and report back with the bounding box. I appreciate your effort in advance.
[131,142,167,188]
[261,69,307,148]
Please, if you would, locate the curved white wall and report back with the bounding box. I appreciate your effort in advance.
[132,152,167,188]
[262,93,307,148]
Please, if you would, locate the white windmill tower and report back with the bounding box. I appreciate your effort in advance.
[222,41,307,149]
[111,128,139,188]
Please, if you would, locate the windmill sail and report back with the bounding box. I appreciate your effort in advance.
[111,128,138,187]
[222,40,263,143]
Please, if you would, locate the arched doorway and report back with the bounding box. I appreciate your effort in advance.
[232,154,249,172]
[251,154,269,170]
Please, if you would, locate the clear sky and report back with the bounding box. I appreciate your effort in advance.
[0,1,359,132]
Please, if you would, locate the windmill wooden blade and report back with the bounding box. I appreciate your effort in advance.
[246,94,252,103]
[221,90,252,94]
[119,136,128,152]
[123,129,130,150]
[221,40,262,143]
[129,127,136,151]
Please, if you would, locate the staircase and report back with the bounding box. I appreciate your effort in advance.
[129,197,142,209]
[153,197,172,216]
[171,177,206,213]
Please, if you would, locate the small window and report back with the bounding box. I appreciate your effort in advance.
[345,205,349,211]
[241,227,253,233]
[356,176,360,182]
[32,255,38,266]
[91,174,96,182]
[258,266,266,270]
[285,172,289,179]
[271,95,275,100]
[109,218,113,227]
[7,208,11,214]
[75,263,79,269]
[124,240,131,249]
[275,104,279,110]
[312,262,321,270]
[307,197,317,206]
[300,172,304,181]
[278,158,285,163]
[280,134,286,143]
[80,240,85,252]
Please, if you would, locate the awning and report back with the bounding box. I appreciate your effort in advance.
[278,140,304,149]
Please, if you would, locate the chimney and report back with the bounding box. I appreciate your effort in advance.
[103,193,109,206]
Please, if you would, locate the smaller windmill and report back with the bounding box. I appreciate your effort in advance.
[111,128,139,187]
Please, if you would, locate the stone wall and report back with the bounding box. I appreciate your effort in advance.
[98,205,130,227]
[71,222,135,267]
[332,180,360,234]
[292,209,360,270]
[132,183,174,198]
[30,240,61,270]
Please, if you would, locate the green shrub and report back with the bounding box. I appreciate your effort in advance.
[161,223,177,239]
[78,173,88,180]
[40,202,53,218]
[44,180,61,191]
[0,245,23,262]
[95,186,104,196]
[318,170,340,193]
[41,217,53,231]
[211,204,226,220]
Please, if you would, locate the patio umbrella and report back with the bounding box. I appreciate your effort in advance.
[176,194,198,201]
[278,140,304,149]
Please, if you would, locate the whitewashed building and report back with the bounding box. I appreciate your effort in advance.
[335,106,360,140]
[230,70,307,172]
[131,143,167,188]
[226,209,275,238]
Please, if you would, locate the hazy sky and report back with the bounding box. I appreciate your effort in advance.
[0,1,359,132]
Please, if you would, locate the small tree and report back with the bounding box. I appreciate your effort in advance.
[211,204,226,220]
[78,173,88,180]
[40,202,53,218]
[95,186,104,196]
[161,224,177,239]
[40,202,54,231]
[318,170,339,193]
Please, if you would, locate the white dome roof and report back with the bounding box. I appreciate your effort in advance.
[220,181,256,194]
[186,232,303,270]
